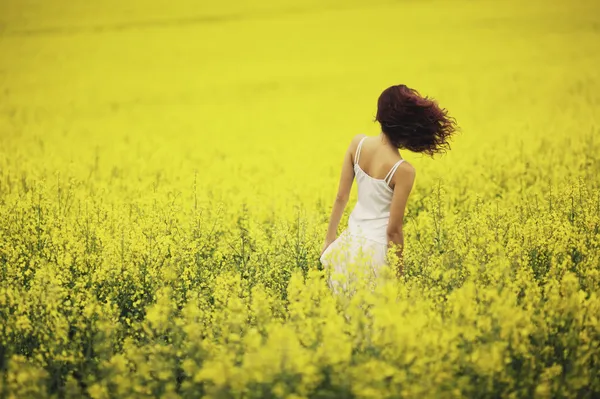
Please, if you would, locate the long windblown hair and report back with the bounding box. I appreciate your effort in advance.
[375,84,457,156]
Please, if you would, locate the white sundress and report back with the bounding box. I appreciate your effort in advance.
[320,136,404,292]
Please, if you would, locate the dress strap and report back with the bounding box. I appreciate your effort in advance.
[384,159,405,185]
[355,136,367,165]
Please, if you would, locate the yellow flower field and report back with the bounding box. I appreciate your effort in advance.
[1,0,599,397]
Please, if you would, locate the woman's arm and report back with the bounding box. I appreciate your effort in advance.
[321,135,364,255]
[386,163,416,276]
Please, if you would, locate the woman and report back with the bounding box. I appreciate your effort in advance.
[320,84,456,289]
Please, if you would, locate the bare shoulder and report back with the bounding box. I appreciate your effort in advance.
[391,160,416,187]
[398,160,416,176]
[347,133,368,158]
[349,133,367,148]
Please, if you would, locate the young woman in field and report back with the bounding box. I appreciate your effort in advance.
[320,84,456,287]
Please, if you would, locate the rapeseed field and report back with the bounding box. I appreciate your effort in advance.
[1,0,599,397]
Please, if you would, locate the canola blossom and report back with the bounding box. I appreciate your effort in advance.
[1,0,599,397]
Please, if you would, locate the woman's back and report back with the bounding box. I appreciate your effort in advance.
[353,135,404,183]
[348,136,405,244]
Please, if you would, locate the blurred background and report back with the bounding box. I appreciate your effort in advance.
[1,0,599,211]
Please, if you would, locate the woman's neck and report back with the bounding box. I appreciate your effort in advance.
[378,132,401,154]
[378,132,393,147]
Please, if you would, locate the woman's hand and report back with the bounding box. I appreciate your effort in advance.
[321,236,336,257]
[386,242,404,279]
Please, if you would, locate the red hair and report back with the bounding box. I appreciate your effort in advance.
[375,85,457,156]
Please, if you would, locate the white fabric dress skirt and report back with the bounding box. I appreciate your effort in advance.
[319,229,388,293]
